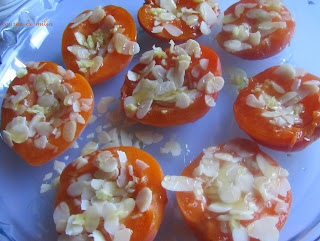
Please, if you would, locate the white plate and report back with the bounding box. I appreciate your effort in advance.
[0,0,320,240]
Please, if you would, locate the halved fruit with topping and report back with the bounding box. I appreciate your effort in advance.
[120,39,224,126]
[138,0,220,42]
[216,0,295,59]
[62,5,140,85]
[162,138,292,241]
[1,62,94,165]
[54,146,167,241]
[234,64,320,151]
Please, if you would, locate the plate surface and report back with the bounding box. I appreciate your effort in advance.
[0,0,320,240]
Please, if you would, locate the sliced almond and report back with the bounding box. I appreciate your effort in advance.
[136,187,153,212]
[89,6,106,24]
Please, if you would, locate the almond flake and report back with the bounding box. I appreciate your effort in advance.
[88,230,106,241]
[136,159,150,171]
[53,202,70,233]
[54,160,66,174]
[81,141,98,156]
[88,6,106,24]
[136,187,153,212]
[247,216,279,241]
[40,183,52,193]
[62,120,77,142]
[160,141,181,156]
[162,175,200,192]
[113,228,133,241]
[72,156,89,169]
[70,11,92,28]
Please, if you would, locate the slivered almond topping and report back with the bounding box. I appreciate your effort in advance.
[152,25,164,33]
[271,80,285,94]
[160,141,182,156]
[185,15,199,26]
[96,151,118,172]
[163,23,183,37]
[70,11,93,28]
[53,202,70,233]
[208,202,232,213]
[279,91,297,104]
[222,13,237,24]
[162,176,200,192]
[246,8,271,20]
[127,70,139,81]
[274,202,289,214]
[161,141,290,239]
[136,187,153,212]
[175,92,191,108]
[247,216,279,241]
[198,59,208,70]
[125,39,223,120]
[62,120,77,142]
[34,136,48,149]
[246,94,265,108]
[136,99,153,119]
[72,156,89,169]
[232,25,250,41]
[221,0,289,53]
[160,0,177,12]
[223,24,237,32]
[159,12,176,21]
[114,228,133,241]
[249,31,261,46]
[81,141,99,156]
[88,6,106,24]
[68,8,139,74]
[224,40,252,53]
[245,65,317,128]
[258,21,286,31]
[5,117,29,144]
[205,95,216,107]
[148,0,219,37]
[89,56,103,74]
[200,21,211,35]
[136,159,150,170]
[275,64,296,79]
[16,68,28,78]
[3,65,93,151]
[303,80,320,86]
[214,152,234,162]
[64,92,81,106]
[198,2,217,26]
[54,150,155,240]
[54,160,66,175]
[65,214,85,235]
[135,130,163,145]
[40,184,52,193]
[97,96,116,114]
[88,230,106,241]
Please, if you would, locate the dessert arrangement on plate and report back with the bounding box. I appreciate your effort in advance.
[0,0,320,240]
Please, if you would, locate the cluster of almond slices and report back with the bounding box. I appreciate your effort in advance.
[220,0,292,53]
[162,141,291,241]
[2,62,92,153]
[67,6,140,75]
[54,150,153,241]
[123,39,224,120]
[146,0,219,37]
[245,64,319,128]
[215,0,295,60]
